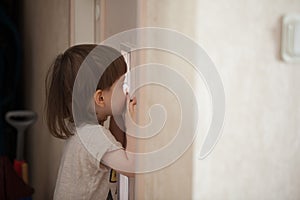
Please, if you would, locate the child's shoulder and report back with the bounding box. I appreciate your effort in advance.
[70,123,122,162]
[75,123,116,144]
[77,123,110,135]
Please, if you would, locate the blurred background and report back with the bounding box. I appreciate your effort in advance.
[0,0,299,199]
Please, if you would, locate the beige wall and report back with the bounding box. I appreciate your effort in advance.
[103,0,138,39]
[193,0,300,199]
[134,1,200,199]
[22,0,69,199]
[136,0,300,199]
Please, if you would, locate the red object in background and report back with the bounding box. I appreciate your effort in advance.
[14,160,25,178]
[0,156,34,199]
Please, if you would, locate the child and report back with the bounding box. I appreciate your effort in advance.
[45,44,137,200]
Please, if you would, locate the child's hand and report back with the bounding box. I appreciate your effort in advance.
[125,95,137,134]
[128,96,137,120]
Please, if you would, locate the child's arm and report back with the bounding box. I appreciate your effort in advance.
[102,97,137,177]
[109,116,126,148]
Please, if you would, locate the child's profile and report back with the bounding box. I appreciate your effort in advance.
[45,44,137,200]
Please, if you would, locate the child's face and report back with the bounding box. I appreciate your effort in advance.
[105,75,127,116]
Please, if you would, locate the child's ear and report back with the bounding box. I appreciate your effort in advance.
[94,89,105,107]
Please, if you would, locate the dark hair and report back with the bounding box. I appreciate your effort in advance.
[45,44,127,139]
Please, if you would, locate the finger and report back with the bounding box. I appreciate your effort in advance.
[129,103,134,115]
[130,97,137,105]
[128,97,136,114]
[126,93,130,103]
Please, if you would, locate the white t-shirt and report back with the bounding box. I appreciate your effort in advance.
[53,123,123,200]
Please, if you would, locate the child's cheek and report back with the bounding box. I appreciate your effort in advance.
[111,89,126,115]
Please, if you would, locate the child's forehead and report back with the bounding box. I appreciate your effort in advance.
[120,75,126,82]
[112,74,125,83]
